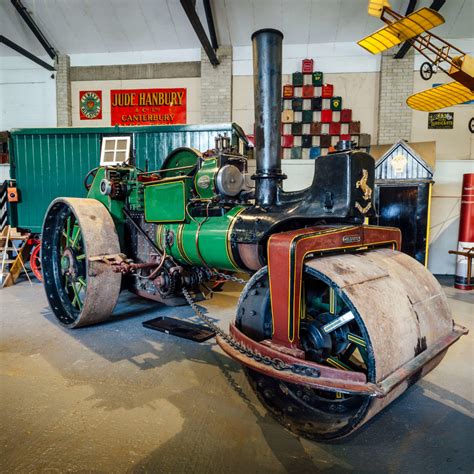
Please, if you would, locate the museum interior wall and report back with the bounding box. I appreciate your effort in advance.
[1,42,472,275]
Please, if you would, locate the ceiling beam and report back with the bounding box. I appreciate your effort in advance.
[203,0,218,51]
[0,35,55,71]
[394,0,445,59]
[180,0,220,66]
[10,0,56,60]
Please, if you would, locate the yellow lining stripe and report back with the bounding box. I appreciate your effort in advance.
[225,208,246,271]
[424,183,432,268]
[177,223,193,264]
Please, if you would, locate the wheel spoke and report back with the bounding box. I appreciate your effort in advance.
[70,280,83,309]
[66,215,72,243]
[347,332,367,348]
[71,225,82,249]
[76,254,86,261]
[329,287,336,314]
[326,356,352,371]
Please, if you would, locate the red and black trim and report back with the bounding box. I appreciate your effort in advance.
[267,225,401,347]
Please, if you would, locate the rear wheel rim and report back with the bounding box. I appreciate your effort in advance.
[41,198,121,328]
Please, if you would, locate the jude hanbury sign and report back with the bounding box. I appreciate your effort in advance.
[110,88,186,126]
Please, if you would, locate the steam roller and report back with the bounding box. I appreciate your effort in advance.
[41,29,467,440]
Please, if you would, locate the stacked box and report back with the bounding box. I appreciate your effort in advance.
[302,135,313,148]
[282,110,294,123]
[322,84,334,98]
[310,122,322,135]
[310,147,321,159]
[302,85,314,98]
[359,133,371,147]
[282,135,294,148]
[320,134,332,148]
[302,59,314,73]
[340,109,352,123]
[311,97,323,111]
[292,72,304,86]
[291,147,302,159]
[312,71,323,86]
[321,109,332,123]
[349,121,361,134]
[292,98,303,111]
[292,123,303,135]
[302,110,313,123]
[283,84,294,98]
[329,122,341,135]
[330,96,342,111]
[271,58,371,159]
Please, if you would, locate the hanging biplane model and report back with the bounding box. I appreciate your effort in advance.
[358,0,474,111]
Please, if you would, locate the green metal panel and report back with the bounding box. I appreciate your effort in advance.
[9,124,235,232]
[194,157,218,199]
[144,179,190,223]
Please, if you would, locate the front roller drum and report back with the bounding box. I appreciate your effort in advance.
[233,249,462,440]
[41,197,122,328]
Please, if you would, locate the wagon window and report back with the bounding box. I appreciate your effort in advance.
[100,136,131,166]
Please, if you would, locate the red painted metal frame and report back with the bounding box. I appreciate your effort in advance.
[216,323,467,397]
[267,225,402,348]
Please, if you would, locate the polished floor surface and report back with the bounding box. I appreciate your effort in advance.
[1,276,473,473]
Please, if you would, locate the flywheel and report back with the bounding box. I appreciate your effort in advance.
[41,198,122,328]
[236,249,454,440]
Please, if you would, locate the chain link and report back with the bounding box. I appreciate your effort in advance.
[212,271,248,285]
[181,286,321,379]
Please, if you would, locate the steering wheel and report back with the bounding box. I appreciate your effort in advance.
[84,167,99,191]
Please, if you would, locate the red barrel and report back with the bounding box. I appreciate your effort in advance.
[455,173,474,290]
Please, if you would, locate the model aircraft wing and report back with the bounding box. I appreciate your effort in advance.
[358,7,445,54]
[407,82,474,112]
[368,0,392,18]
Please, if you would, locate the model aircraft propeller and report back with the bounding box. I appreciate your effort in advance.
[358,0,474,112]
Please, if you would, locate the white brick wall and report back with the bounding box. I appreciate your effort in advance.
[378,50,414,144]
[56,55,72,127]
[200,46,232,123]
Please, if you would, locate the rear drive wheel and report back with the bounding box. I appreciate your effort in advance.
[41,197,122,328]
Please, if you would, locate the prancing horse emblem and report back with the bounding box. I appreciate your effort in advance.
[356,169,372,201]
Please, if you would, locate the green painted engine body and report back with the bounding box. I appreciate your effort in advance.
[155,206,245,271]
[86,148,246,272]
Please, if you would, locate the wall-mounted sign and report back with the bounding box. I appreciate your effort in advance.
[428,112,454,129]
[79,90,102,120]
[110,88,186,126]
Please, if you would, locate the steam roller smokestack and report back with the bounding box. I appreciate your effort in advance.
[251,29,286,207]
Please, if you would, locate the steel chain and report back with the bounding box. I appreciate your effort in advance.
[181,286,321,379]
[212,271,248,285]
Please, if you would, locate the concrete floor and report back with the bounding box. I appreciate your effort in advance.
[0,276,473,473]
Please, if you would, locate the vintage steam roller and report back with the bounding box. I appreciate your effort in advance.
[41,29,467,440]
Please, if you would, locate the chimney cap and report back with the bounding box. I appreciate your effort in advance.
[251,29,284,41]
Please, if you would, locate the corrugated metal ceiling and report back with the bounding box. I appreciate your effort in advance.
[0,0,472,57]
